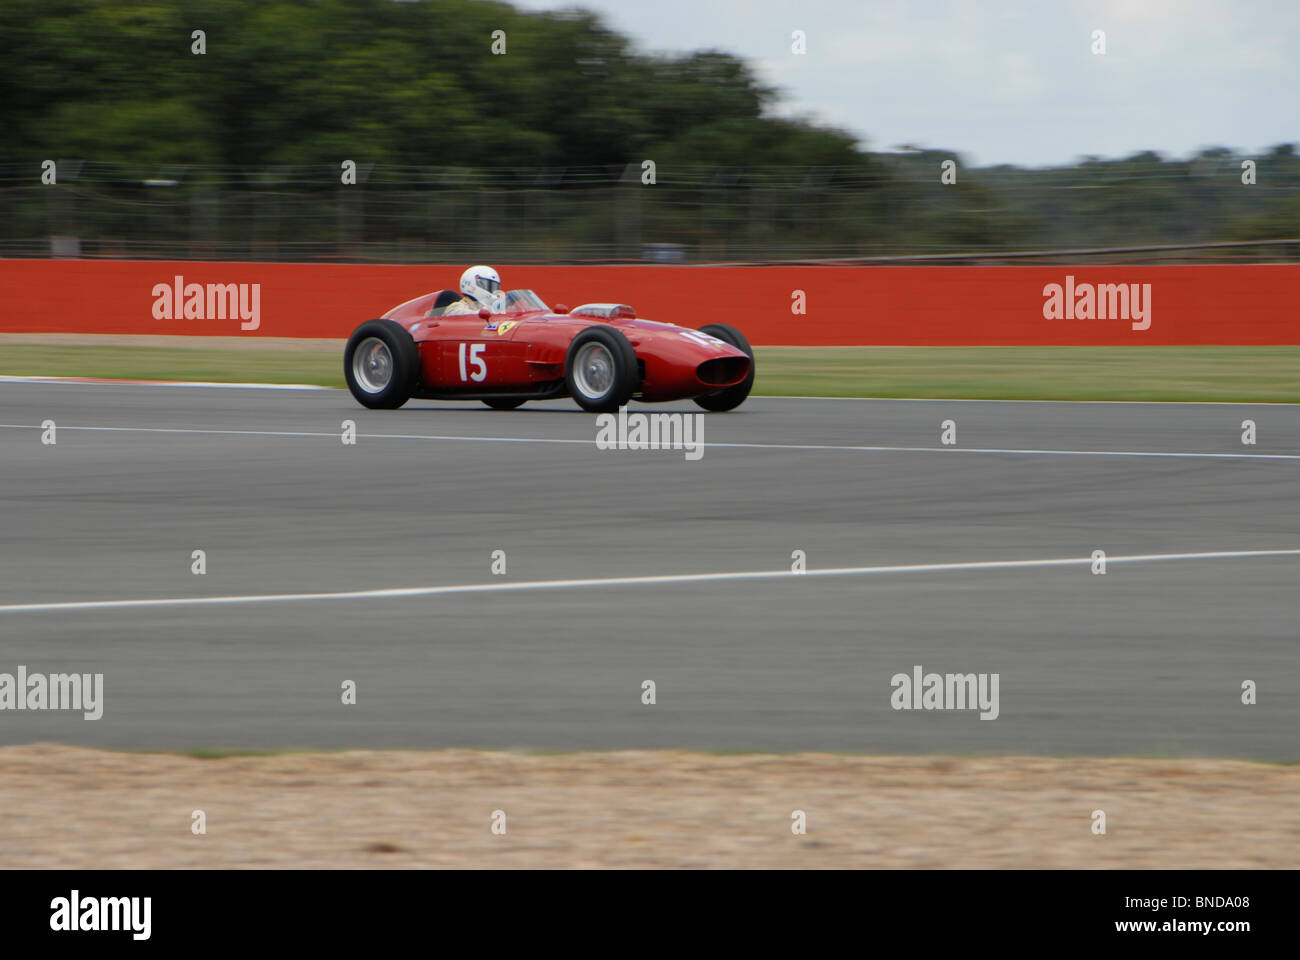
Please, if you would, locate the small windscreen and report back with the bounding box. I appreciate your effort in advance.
[499,289,549,313]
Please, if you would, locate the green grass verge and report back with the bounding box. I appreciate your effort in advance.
[177,747,327,760]
[0,344,345,387]
[1,343,1297,402]
[757,346,1300,403]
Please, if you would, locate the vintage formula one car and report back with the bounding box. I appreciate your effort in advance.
[343,288,754,412]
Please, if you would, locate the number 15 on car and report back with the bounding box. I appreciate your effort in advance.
[458,343,487,383]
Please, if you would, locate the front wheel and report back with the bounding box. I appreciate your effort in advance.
[565,327,639,413]
[692,323,754,412]
[344,319,421,409]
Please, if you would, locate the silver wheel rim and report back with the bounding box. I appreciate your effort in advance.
[352,337,393,394]
[573,342,615,399]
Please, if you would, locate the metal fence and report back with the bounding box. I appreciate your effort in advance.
[2,160,1298,264]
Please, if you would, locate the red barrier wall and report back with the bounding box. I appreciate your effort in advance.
[1,260,1297,345]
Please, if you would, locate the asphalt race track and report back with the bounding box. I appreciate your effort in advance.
[2,380,1299,758]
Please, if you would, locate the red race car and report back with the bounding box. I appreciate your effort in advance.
[343,288,754,413]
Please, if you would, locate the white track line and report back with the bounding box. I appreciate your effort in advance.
[1,422,1297,461]
[2,377,1295,406]
[0,376,326,390]
[2,549,1298,614]
[758,395,1300,407]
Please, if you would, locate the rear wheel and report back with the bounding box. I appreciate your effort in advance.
[565,327,639,413]
[692,323,754,412]
[482,397,527,410]
[344,319,420,409]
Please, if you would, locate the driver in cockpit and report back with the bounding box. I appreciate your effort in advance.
[441,265,502,315]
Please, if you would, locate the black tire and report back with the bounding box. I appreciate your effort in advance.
[692,323,755,412]
[482,397,527,410]
[343,319,420,409]
[564,326,639,413]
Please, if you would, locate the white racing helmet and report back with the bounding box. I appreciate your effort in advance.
[460,265,502,310]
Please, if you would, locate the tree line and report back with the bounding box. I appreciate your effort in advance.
[2,0,1295,259]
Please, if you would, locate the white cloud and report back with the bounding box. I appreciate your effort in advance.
[509,0,1300,165]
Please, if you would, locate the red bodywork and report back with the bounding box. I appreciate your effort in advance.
[381,292,751,403]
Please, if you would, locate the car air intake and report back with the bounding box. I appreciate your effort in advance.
[570,303,637,319]
[696,356,749,386]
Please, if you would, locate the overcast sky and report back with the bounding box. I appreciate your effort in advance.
[508,0,1300,167]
